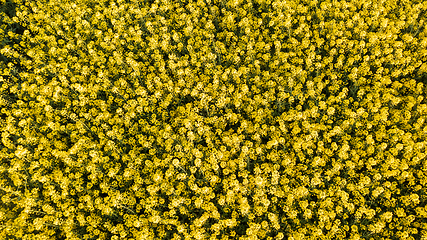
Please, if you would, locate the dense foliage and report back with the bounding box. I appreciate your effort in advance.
[1,0,427,239]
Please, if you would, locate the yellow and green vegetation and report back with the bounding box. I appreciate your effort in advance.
[1,0,427,239]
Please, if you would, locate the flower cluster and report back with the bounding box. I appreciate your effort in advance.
[1,0,427,239]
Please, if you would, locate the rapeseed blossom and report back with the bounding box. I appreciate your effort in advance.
[1,0,426,239]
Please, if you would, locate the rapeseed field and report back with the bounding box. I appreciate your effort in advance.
[1,0,426,239]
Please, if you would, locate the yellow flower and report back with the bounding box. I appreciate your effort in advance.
[303,209,312,220]
[366,208,376,219]
[372,186,384,198]
[195,197,203,208]
[368,221,385,234]
[319,101,327,110]
[256,146,262,155]
[395,208,406,217]
[381,212,393,223]
[288,210,298,219]
[410,193,420,205]
[254,176,265,187]
[211,223,221,233]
